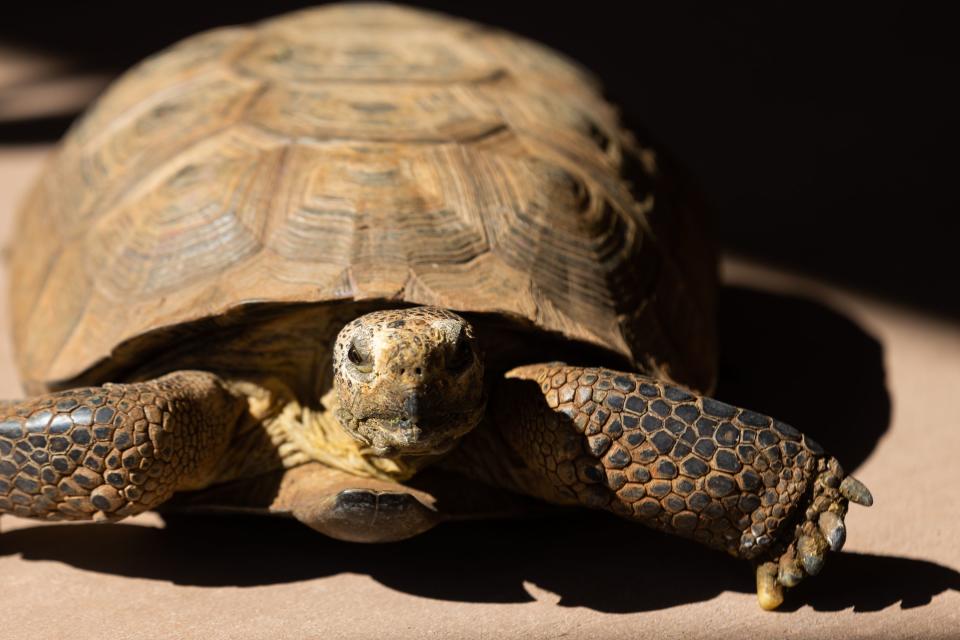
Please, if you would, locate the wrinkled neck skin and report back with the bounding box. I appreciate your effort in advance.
[233,379,468,482]
[222,306,488,482]
[229,379,484,482]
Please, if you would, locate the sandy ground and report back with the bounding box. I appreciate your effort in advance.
[0,145,958,638]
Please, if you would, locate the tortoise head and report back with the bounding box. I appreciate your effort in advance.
[332,307,485,457]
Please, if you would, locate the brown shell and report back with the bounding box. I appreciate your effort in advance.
[9,4,717,394]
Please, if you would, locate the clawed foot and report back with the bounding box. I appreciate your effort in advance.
[755,458,873,609]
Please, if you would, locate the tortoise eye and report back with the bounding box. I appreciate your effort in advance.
[447,335,473,372]
[347,343,373,373]
[347,345,362,364]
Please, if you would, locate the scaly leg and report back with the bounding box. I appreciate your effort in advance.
[461,363,873,610]
[0,371,245,522]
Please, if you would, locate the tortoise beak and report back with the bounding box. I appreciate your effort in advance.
[402,390,421,422]
[347,390,484,457]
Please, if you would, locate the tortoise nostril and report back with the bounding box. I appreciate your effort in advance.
[414,367,422,376]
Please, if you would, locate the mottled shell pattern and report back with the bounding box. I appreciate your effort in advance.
[9,3,716,394]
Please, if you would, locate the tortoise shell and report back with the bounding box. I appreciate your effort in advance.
[9,3,717,395]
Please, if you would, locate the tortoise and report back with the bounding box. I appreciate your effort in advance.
[0,3,872,610]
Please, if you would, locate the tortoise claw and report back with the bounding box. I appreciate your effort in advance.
[797,531,829,576]
[818,511,847,551]
[777,544,805,587]
[839,476,874,506]
[756,561,784,610]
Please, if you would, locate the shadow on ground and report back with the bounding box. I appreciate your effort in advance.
[1,512,957,614]
[0,285,912,611]
[716,286,890,473]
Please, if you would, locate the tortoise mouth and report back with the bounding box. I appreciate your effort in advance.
[343,406,485,457]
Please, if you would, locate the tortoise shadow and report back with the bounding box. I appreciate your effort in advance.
[715,285,890,472]
[1,512,957,613]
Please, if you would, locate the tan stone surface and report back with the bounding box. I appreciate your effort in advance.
[1,113,958,640]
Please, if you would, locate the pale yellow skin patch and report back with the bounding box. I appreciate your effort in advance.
[223,379,410,482]
[269,388,412,480]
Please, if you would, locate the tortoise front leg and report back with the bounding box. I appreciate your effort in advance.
[0,371,245,522]
[473,363,873,610]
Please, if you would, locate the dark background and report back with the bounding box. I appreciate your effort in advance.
[1,2,957,316]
